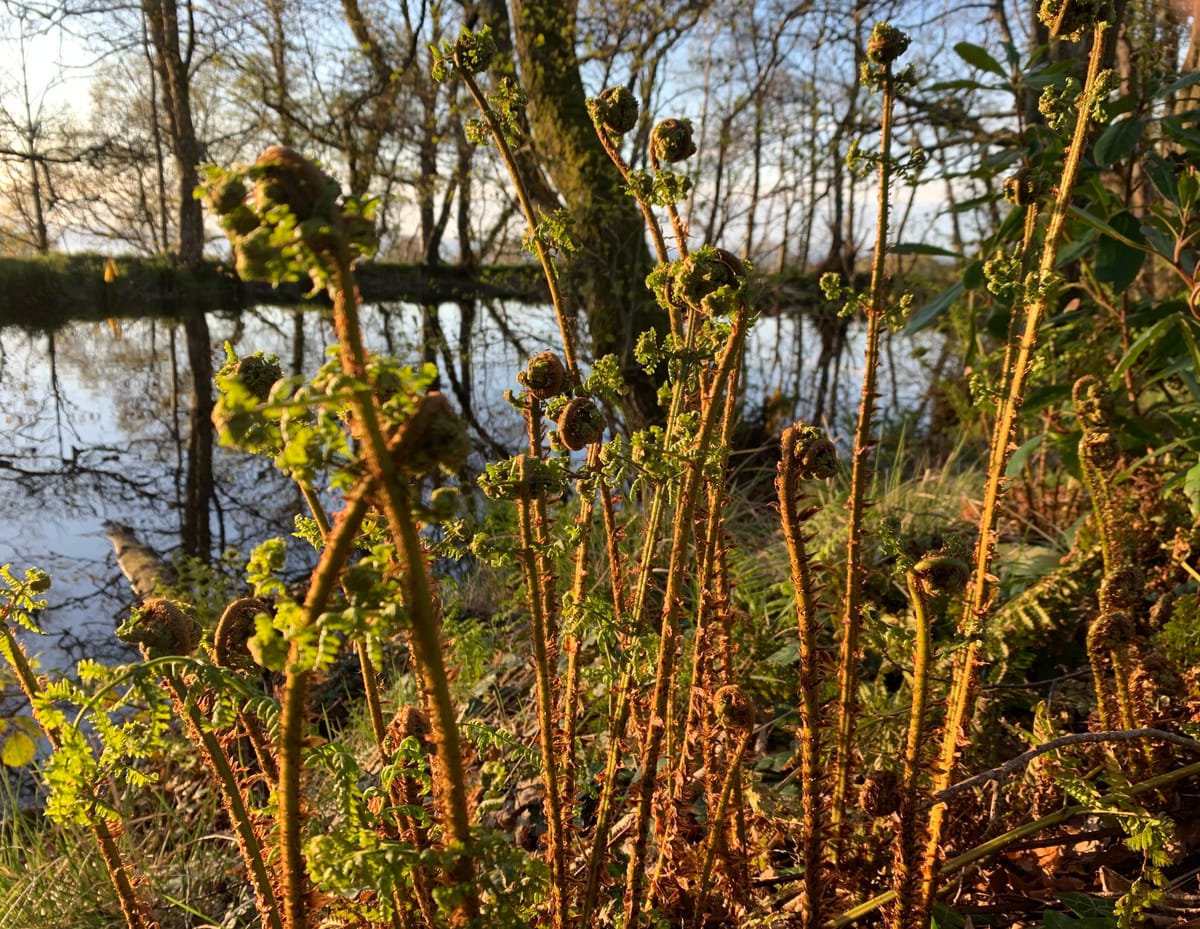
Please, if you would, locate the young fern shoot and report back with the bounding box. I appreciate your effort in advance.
[830,21,911,847]
[920,5,1118,923]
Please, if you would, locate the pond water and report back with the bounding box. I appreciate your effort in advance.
[0,300,945,673]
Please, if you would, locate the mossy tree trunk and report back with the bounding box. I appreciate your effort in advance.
[508,0,667,425]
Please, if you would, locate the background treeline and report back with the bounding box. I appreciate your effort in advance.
[0,0,1191,274]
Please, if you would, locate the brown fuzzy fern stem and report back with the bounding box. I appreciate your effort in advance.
[165,672,282,929]
[558,442,604,907]
[830,27,903,850]
[777,422,838,929]
[214,598,280,782]
[623,306,750,928]
[834,757,1200,928]
[277,479,374,929]
[893,558,962,929]
[295,484,390,754]
[663,345,745,818]
[579,670,634,928]
[324,245,480,922]
[1075,376,1157,766]
[456,66,581,383]
[693,688,754,928]
[515,452,567,929]
[920,18,1113,920]
[590,94,673,267]
[382,707,438,927]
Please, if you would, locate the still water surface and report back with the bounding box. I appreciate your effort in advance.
[0,301,940,672]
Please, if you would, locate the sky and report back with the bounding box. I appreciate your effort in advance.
[0,12,92,118]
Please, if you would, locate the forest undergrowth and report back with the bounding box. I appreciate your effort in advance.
[4,4,1200,929]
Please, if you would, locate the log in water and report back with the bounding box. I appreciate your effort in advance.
[104,522,176,601]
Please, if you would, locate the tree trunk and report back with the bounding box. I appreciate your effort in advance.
[105,522,177,601]
[266,0,293,145]
[143,0,204,267]
[507,0,667,426]
[27,156,48,255]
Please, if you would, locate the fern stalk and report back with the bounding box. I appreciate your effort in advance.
[592,121,673,267]
[515,453,567,929]
[665,353,744,804]
[579,670,634,927]
[830,43,901,847]
[298,481,389,761]
[777,424,831,929]
[693,726,753,928]
[165,672,282,929]
[891,567,936,929]
[558,445,604,882]
[457,66,581,381]
[276,477,374,929]
[919,21,1112,920]
[835,757,1200,928]
[329,249,481,920]
[577,479,635,927]
[623,306,749,928]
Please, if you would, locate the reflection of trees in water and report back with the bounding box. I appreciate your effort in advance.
[747,303,952,448]
[182,313,214,558]
[365,300,544,456]
[0,318,295,669]
[0,331,174,665]
[0,330,177,528]
[1,301,944,669]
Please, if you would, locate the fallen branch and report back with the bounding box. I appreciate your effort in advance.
[932,728,1200,805]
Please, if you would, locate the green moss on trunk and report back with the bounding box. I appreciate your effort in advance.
[510,0,667,424]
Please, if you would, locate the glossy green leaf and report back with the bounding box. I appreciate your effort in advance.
[1114,314,1176,379]
[905,280,963,334]
[954,42,1006,78]
[891,242,960,258]
[1068,206,1145,249]
[1056,231,1098,267]
[1024,383,1072,414]
[1094,210,1146,291]
[1177,318,1200,381]
[1006,433,1045,477]
[1155,70,1200,99]
[1163,114,1200,151]
[1102,93,1138,121]
[1143,153,1180,204]
[1019,59,1075,89]
[1142,224,1175,261]
[1093,116,1144,167]
[928,79,995,92]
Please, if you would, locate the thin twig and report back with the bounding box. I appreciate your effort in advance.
[933,729,1200,804]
